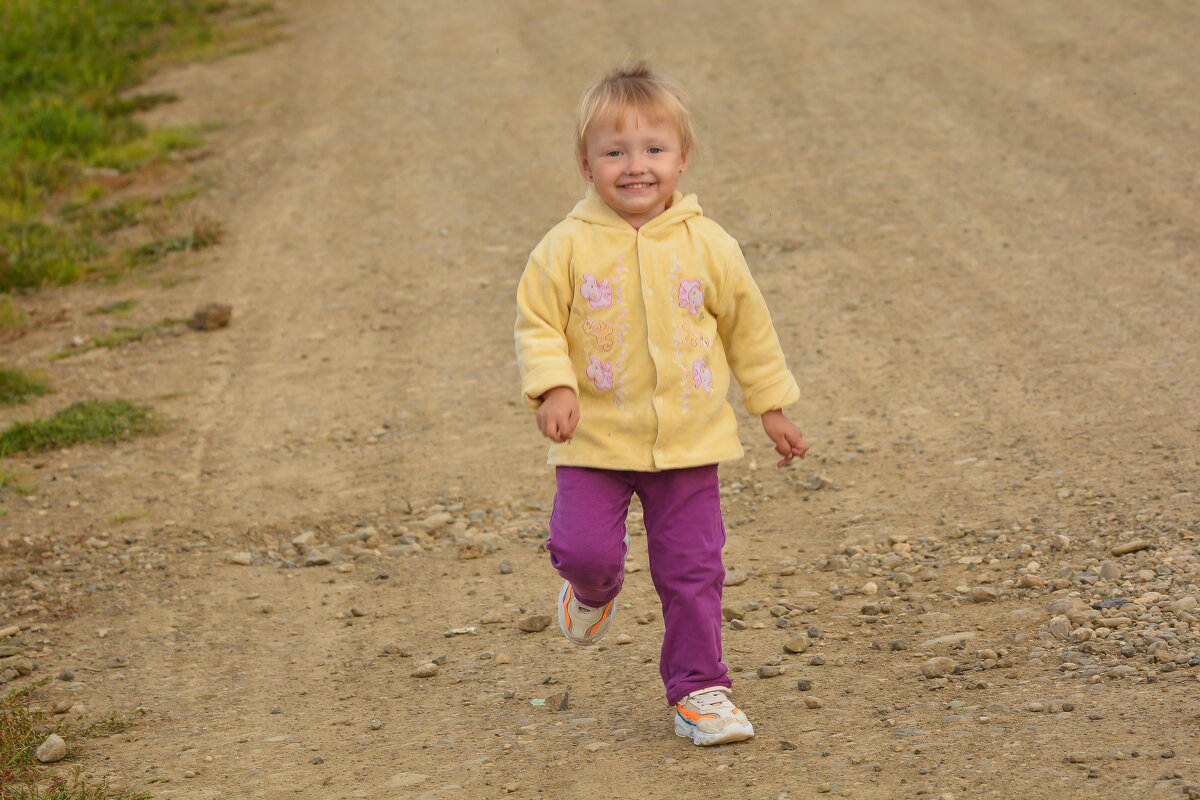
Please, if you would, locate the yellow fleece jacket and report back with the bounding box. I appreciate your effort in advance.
[514,188,800,471]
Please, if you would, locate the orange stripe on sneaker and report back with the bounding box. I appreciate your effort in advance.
[562,586,573,629]
[675,704,717,723]
[585,601,612,637]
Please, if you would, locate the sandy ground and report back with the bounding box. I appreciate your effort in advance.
[2,1,1199,798]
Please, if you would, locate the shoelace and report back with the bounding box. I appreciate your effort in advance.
[688,688,732,708]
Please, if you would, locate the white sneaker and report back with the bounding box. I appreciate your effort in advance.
[673,686,754,746]
[557,580,614,646]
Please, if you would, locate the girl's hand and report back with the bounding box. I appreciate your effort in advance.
[537,386,580,443]
[761,409,809,468]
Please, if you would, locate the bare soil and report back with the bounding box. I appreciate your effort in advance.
[2,1,1199,798]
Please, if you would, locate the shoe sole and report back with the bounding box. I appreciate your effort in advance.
[557,581,613,646]
[674,713,755,746]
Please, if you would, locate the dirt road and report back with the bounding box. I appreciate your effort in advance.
[2,1,1198,798]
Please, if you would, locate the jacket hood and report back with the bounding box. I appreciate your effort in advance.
[567,187,702,232]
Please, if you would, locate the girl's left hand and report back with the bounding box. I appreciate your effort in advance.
[761,409,809,468]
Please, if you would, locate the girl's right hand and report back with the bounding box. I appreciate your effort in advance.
[537,386,580,443]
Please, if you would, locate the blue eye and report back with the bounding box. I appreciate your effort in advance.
[605,150,621,157]
[648,147,663,154]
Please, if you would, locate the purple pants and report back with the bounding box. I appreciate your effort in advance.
[546,465,730,706]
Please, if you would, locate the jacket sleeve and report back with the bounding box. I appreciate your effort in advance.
[714,241,801,415]
[514,236,578,411]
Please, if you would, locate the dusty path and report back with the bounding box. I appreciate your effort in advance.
[2,1,1199,798]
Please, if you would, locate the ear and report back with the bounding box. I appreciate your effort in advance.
[578,152,593,182]
[679,148,689,174]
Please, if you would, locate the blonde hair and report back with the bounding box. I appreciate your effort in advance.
[575,60,695,159]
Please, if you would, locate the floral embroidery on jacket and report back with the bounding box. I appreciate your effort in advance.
[581,318,614,352]
[692,359,713,393]
[586,354,614,391]
[580,273,613,309]
[677,317,710,351]
[677,279,704,317]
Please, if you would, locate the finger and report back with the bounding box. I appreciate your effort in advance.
[776,452,794,468]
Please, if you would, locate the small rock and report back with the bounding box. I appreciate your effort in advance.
[35,734,67,763]
[1111,540,1151,557]
[921,657,957,679]
[758,665,783,679]
[616,633,633,645]
[888,638,909,651]
[796,678,814,691]
[781,740,797,750]
[804,696,823,709]
[53,700,73,714]
[817,783,832,793]
[546,691,570,712]
[1068,752,1091,763]
[188,303,232,331]
[228,551,253,566]
[723,570,749,587]
[1170,596,1197,613]
[1098,562,1121,582]
[784,636,809,654]
[411,663,439,678]
[518,615,552,633]
[457,541,487,560]
[57,667,74,682]
[350,606,366,617]
[370,719,383,730]
[970,586,998,603]
[1048,616,1071,640]
[304,550,332,567]
[499,560,513,574]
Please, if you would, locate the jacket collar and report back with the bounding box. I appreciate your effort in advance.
[568,187,702,233]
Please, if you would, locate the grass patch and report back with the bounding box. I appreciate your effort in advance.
[0,465,33,494]
[126,217,221,267]
[0,1,279,293]
[0,680,50,789]
[89,300,138,316]
[0,367,50,405]
[0,681,148,800]
[51,318,181,360]
[0,399,154,458]
[0,297,27,331]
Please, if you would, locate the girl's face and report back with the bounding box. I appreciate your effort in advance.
[579,108,688,228]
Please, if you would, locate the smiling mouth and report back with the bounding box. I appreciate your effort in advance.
[619,182,655,190]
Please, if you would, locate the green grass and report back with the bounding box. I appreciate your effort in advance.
[0,367,50,405]
[0,681,149,800]
[0,297,25,330]
[0,465,33,494]
[0,680,49,789]
[0,1,275,295]
[89,299,138,316]
[0,399,154,458]
[51,317,182,359]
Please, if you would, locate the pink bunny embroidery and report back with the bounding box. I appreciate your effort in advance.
[677,279,703,316]
[581,273,613,309]
[691,359,713,393]
[587,354,614,391]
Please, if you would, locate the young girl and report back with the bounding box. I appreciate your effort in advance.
[514,61,808,746]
